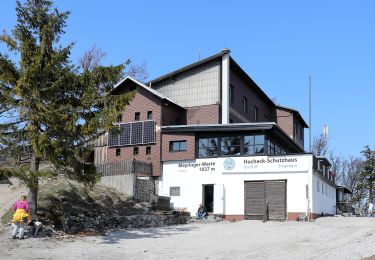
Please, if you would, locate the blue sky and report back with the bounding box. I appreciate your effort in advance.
[1,0,374,158]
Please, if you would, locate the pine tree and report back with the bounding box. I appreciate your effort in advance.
[0,0,133,215]
[351,145,375,207]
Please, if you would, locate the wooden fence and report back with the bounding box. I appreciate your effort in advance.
[95,159,152,176]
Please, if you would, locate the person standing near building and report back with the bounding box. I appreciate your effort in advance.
[11,195,30,239]
[367,201,373,217]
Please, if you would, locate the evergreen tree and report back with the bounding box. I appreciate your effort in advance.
[351,145,375,206]
[0,0,133,215]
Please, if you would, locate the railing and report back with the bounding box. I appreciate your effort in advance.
[95,159,152,176]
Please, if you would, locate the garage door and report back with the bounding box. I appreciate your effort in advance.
[244,180,286,220]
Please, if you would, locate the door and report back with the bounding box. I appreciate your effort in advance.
[203,185,214,212]
[214,184,224,215]
[244,180,286,220]
[265,180,286,220]
[244,181,265,220]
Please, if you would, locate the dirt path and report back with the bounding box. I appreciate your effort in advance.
[0,178,28,217]
[1,217,375,259]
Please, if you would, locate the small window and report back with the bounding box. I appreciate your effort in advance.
[170,186,180,196]
[300,126,303,139]
[116,148,121,156]
[133,147,139,155]
[135,112,140,121]
[147,111,153,120]
[242,97,248,113]
[229,85,234,103]
[170,141,187,152]
[146,146,151,155]
[264,115,268,122]
[117,114,122,123]
[254,106,258,121]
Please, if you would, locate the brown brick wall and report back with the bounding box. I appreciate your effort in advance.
[276,108,294,139]
[187,104,220,124]
[162,103,187,126]
[229,70,275,123]
[161,133,195,161]
[107,87,162,176]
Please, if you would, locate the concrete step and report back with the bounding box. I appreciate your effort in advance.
[189,214,222,223]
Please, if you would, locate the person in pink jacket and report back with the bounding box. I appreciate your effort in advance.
[11,195,30,239]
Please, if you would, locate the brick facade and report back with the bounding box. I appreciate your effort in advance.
[229,69,275,123]
[276,108,294,139]
[187,104,220,125]
[161,133,195,161]
[107,87,162,176]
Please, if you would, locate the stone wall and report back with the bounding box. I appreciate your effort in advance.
[64,212,190,234]
[134,177,155,202]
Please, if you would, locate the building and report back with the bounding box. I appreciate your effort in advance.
[95,49,336,221]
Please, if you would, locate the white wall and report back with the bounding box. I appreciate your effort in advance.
[311,174,336,215]
[159,155,314,216]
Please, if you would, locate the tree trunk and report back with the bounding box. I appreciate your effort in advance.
[29,152,40,216]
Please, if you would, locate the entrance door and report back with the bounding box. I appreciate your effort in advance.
[244,180,286,220]
[203,185,214,212]
[214,184,224,215]
[265,180,286,220]
[244,181,265,220]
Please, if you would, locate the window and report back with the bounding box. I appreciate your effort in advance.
[221,136,241,156]
[135,112,140,121]
[133,147,139,155]
[229,84,234,103]
[244,135,264,155]
[264,115,268,122]
[116,148,121,156]
[117,114,122,123]
[170,186,180,196]
[242,97,248,113]
[147,111,153,120]
[169,141,187,152]
[254,106,258,121]
[299,126,303,140]
[146,146,151,155]
[198,137,218,158]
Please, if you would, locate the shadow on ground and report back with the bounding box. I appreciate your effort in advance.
[99,225,199,244]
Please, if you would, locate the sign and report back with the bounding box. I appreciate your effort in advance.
[170,155,311,174]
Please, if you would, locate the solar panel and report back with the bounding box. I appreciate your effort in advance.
[108,121,156,147]
[143,121,155,143]
[120,124,131,145]
[131,122,143,144]
[108,126,120,146]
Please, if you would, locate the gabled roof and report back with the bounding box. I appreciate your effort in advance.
[147,49,275,107]
[147,49,230,85]
[276,105,309,128]
[111,76,185,109]
[316,156,332,167]
[336,185,353,194]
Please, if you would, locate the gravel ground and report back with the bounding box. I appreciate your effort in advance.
[1,216,375,260]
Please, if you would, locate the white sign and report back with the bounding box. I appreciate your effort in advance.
[173,155,311,174]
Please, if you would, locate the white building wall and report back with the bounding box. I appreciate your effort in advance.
[159,155,316,217]
[311,174,336,215]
